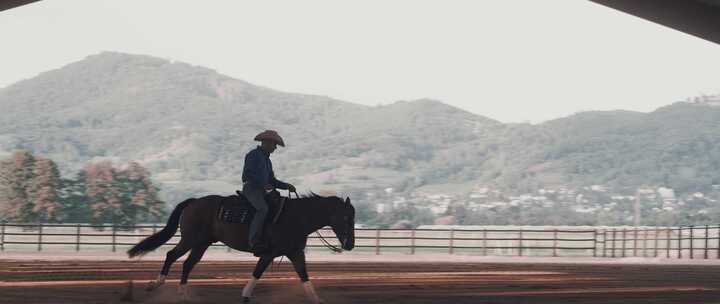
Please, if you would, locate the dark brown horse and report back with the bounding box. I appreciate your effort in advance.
[127,190,355,303]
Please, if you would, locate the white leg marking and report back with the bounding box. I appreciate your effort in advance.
[242,277,259,298]
[146,274,166,291]
[178,284,189,301]
[303,281,322,304]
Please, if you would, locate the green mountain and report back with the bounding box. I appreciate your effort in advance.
[1,52,718,204]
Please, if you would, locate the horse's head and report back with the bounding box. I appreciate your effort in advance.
[329,196,355,251]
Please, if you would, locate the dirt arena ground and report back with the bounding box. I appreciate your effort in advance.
[2,257,720,304]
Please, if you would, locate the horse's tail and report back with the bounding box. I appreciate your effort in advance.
[127,198,194,258]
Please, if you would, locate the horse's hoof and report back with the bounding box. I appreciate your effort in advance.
[145,281,158,291]
[242,297,251,303]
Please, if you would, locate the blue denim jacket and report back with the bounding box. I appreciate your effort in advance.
[241,146,289,190]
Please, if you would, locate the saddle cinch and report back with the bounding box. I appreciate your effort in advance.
[216,190,286,224]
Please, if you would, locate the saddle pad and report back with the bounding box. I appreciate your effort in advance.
[218,205,252,223]
[217,195,254,224]
[216,194,286,224]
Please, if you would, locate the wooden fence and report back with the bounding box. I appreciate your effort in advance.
[0,223,718,258]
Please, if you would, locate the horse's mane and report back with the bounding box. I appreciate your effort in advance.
[296,191,341,201]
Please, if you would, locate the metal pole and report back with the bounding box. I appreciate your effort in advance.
[553,229,558,257]
[410,229,416,255]
[37,223,43,252]
[482,229,487,256]
[642,227,648,257]
[0,222,5,251]
[689,226,694,259]
[593,229,598,257]
[449,228,455,254]
[112,224,117,252]
[611,229,616,258]
[633,227,638,257]
[518,229,523,257]
[704,225,709,259]
[653,226,659,258]
[678,227,682,259]
[717,225,720,259]
[602,230,607,258]
[666,227,671,259]
[375,229,381,255]
[76,224,81,252]
[621,229,626,257]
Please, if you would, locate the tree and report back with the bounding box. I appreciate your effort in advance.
[78,160,166,226]
[27,157,63,222]
[117,162,165,223]
[81,161,123,225]
[0,151,36,222]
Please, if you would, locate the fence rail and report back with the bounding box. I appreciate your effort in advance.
[1,223,719,258]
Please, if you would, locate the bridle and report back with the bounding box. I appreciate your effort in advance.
[288,189,346,253]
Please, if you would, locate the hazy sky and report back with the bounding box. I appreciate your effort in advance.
[2,0,720,123]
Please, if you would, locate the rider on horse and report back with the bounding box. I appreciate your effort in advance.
[242,130,296,253]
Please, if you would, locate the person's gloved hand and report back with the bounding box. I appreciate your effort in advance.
[287,184,297,192]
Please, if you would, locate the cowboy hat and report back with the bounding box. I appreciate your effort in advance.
[254,130,285,147]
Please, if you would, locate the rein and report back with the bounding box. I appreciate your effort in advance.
[316,230,343,253]
[288,189,344,253]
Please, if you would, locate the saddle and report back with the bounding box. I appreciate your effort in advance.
[216,190,286,225]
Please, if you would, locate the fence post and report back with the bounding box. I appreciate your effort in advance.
[621,229,626,257]
[482,229,487,256]
[653,226,659,258]
[666,227,671,258]
[375,229,381,255]
[704,225,709,260]
[76,224,81,252]
[602,230,607,258]
[449,228,455,254]
[112,224,117,252]
[689,226,694,259]
[678,227,682,259]
[553,229,558,257]
[0,222,5,252]
[37,223,43,252]
[593,229,598,257]
[518,228,522,256]
[611,229,616,258]
[641,228,648,257]
[633,227,638,257]
[410,229,416,255]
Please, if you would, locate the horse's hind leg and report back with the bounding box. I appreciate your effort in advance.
[242,256,274,303]
[288,252,323,304]
[146,239,193,291]
[178,241,212,301]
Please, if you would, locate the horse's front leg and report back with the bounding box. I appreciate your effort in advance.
[288,251,323,304]
[242,256,274,303]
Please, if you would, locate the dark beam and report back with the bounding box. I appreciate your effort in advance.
[0,0,41,12]
[589,0,720,45]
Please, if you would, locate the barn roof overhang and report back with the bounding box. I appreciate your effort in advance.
[3,1,720,45]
